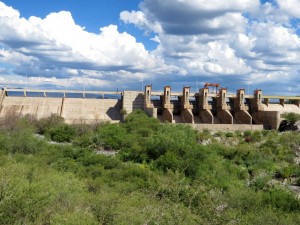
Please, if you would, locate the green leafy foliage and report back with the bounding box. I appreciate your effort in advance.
[35,114,65,134]
[282,112,300,123]
[1,111,300,224]
[48,124,76,143]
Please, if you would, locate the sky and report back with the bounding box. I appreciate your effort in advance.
[0,0,300,95]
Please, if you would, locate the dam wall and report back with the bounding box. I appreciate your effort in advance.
[0,96,62,119]
[61,98,121,124]
[0,87,299,130]
[122,91,144,114]
[0,89,122,124]
[191,124,264,131]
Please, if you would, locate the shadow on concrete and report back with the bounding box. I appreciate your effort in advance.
[106,100,122,120]
[132,93,144,110]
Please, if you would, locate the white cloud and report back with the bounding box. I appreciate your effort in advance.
[136,0,259,35]
[120,10,162,33]
[277,0,300,18]
[250,22,300,63]
[118,0,300,94]
[0,1,182,89]
[1,0,300,95]
[204,42,251,75]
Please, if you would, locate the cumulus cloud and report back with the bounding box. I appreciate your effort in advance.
[277,0,300,18]
[1,0,300,95]
[136,0,259,35]
[120,10,162,34]
[118,0,300,95]
[0,1,182,90]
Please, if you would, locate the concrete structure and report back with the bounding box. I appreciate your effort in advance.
[181,87,194,123]
[0,87,299,129]
[198,87,213,124]
[0,89,122,124]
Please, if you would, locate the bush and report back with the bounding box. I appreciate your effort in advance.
[35,114,65,134]
[225,132,234,138]
[95,123,127,150]
[0,110,22,131]
[124,109,160,136]
[262,188,300,211]
[48,124,76,143]
[282,112,300,123]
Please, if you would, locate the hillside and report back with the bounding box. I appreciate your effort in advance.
[0,110,300,225]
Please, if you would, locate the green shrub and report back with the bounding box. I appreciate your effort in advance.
[72,134,94,148]
[250,175,271,191]
[282,112,300,123]
[197,129,212,141]
[95,123,127,150]
[124,109,160,136]
[275,165,300,179]
[35,114,65,134]
[262,188,300,211]
[48,124,76,143]
[225,132,234,138]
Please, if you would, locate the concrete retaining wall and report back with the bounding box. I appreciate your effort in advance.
[0,96,121,124]
[122,91,144,115]
[191,123,264,131]
[0,97,62,118]
[61,98,121,124]
[253,104,300,129]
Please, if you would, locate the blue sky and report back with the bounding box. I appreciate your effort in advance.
[0,0,300,95]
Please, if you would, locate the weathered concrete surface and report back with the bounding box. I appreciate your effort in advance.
[235,110,252,124]
[61,98,121,124]
[199,109,213,124]
[252,111,279,130]
[191,124,264,131]
[181,109,194,123]
[217,110,233,124]
[163,108,173,123]
[0,97,62,118]
[0,90,5,110]
[253,104,300,129]
[143,86,157,118]
[180,87,194,123]
[144,107,158,118]
[0,96,121,124]
[122,91,144,115]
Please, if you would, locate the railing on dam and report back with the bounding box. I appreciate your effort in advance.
[3,88,123,99]
[4,87,299,101]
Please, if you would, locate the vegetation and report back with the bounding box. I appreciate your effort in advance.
[0,110,300,224]
[282,112,300,123]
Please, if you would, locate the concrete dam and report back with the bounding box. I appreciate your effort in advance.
[0,86,299,130]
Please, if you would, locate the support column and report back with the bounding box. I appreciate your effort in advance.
[293,100,300,107]
[143,85,157,118]
[162,86,174,123]
[216,88,233,124]
[199,88,213,123]
[251,90,263,111]
[180,86,194,123]
[264,98,269,106]
[251,90,266,125]
[234,89,252,124]
[0,89,6,116]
